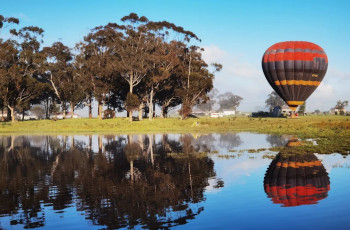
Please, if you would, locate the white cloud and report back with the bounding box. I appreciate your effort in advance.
[327,67,350,81]
[312,83,334,100]
[202,45,226,64]
[203,45,260,79]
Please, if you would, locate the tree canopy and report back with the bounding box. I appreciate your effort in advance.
[265,91,285,112]
[0,13,222,122]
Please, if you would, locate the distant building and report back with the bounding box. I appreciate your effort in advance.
[192,109,207,116]
[54,112,79,119]
[334,108,347,115]
[210,112,223,118]
[222,110,236,116]
[21,115,38,120]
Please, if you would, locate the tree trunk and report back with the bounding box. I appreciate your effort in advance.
[98,135,103,153]
[89,97,92,119]
[160,105,164,118]
[149,88,154,121]
[153,102,156,118]
[129,81,133,121]
[130,161,134,183]
[22,110,25,121]
[8,106,15,123]
[70,103,74,118]
[138,135,144,152]
[63,103,66,119]
[138,103,143,121]
[98,102,103,120]
[148,134,154,166]
[63,135,67,151]
[7,107,11,122]
[89,135,92,155]
[46,97,49,119]
[129,111,133,121]
[71,136,75,149]
[161,105,168,118]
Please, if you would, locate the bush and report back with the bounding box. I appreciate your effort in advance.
[103,109,115,119]
[125,93,139,113]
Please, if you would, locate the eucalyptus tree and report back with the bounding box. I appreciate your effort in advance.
[175,45,220,119]
[335,100,348,110]
[43,42,85,118]
[0,15,19,33]
[113,13,202,121]
[0,22,46,122]
[111,13,156,121]
[218,92,243,111]
[196,88,219,112]
[265,91,285,112]
[143,40,179,120]
[155,87,182,118]
[78,24,119,119]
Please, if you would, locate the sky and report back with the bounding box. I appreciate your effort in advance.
[2,0,350,113]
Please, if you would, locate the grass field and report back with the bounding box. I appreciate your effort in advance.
[1,115,349,154]
[0,115,348,136]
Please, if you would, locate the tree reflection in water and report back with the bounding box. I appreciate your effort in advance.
[0,134,222,229]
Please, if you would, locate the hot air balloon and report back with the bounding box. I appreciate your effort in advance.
[262,41,328,112]
[264,140,330,207]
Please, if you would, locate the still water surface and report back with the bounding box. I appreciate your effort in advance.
[0,133,349,229]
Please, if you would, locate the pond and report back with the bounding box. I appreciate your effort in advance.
[0,133,349,229]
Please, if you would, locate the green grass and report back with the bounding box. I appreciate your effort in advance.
[0,116,349,136]
[2,115,348,154]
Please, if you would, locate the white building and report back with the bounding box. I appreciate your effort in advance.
[222,110,236,116]
[210,112,223,118]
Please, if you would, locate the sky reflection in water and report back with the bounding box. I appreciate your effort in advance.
[0,133,349,230]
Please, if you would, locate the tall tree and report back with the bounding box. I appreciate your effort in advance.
[176,45,219,119]
[217,92,243,111]
[143,21,200,121]
[265,91,285,112]
[334,100,348,115]
[196,88,219,112]
[154,82,182,118]
[0,24,45,122]
[335,100,348,109]
[112,14,155,121]
[298,102,306,115]
[43,42,84,118]
[144,40,179,120]
[78,23,119,119]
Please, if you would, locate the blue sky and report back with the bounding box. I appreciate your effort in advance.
[2,0,350,112]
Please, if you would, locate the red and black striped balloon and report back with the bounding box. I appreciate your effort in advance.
[264,151,330,207]
[262,41,328,111]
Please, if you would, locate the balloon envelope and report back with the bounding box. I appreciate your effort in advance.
[264,151,330,207]
[262,41,328,111]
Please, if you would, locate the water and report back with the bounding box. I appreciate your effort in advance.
[0,133,349,230]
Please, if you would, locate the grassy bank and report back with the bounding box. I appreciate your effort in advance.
[0,115,349,136]
[1,116,349,154]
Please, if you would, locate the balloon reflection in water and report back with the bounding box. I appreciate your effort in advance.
[264,140,330,207]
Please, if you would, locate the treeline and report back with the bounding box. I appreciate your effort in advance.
[0,13,222,122]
